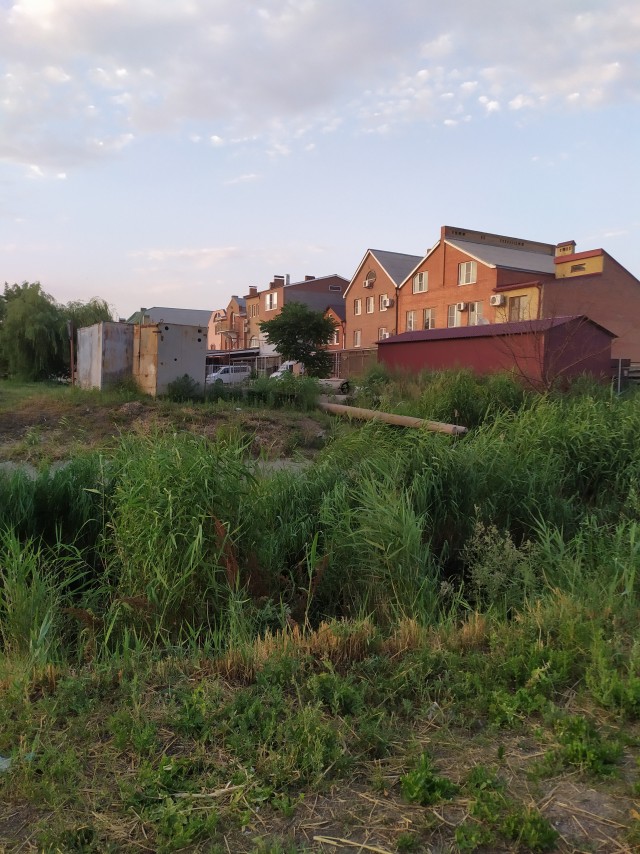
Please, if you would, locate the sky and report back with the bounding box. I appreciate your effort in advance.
[1,0,639,320]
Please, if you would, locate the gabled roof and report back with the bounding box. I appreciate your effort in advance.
[398,241,441,289]
[344,249,422,297]
[325,303,346,321]
[445,239,556,274]
[378,315,616,345]
[128,306,212,327]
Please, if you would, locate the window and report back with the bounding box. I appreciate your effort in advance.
[266,292,278,311]
[458,260,477,285]
[249,335,259,348]
[353,329,361,348]
[354,298,362,316]
[364,270,377,288]
[332,328,340,346]
[508,295,527,322]
[412,272,428,293]
[423,308,435,329]
[378,327,388,340]
[468,301,483,326]
[406,310,416,331]
[249,304,259,318]
[447,304,462,327]
[365,296,374,313]
[379,293,389,311]
[329,285,342,292]
[570,263,586,273]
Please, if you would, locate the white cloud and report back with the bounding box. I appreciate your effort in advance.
[130,245,243,271]
[0,0,638,169]
[224,173,258,185]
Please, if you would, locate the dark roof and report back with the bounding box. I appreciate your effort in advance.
[370,249,423,285]
[128,306,212,326]
[286,274,349,288]
[378,316,616,345]
[285,291,345,312]
[445,239,556,274]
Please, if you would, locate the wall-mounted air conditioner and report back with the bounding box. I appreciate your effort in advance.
[456,302,468,311]
[489,294,505,306]
[363,281,374,288]
[382,298,394,308]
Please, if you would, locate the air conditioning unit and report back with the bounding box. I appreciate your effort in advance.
[382,298,394,308]
[456,301,468,311]
[363,280,374,288]
[380,332,390,339]
[489,294,505,307]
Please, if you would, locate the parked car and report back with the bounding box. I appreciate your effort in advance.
[206,365,252,386]
[270,361,351,394]
[269,360,298,379]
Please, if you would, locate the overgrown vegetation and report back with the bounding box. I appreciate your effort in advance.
[0,283,112,380]
[1,371,639,851]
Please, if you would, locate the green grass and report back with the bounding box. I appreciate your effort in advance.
[1,374,640,850]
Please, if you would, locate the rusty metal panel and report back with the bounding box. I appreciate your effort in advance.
[133,324,160,396]
[77,322,134,389]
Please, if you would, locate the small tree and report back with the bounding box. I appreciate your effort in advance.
[259,301,337,377]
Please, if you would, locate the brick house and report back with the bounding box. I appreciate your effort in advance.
[397,226,558,336]
[325,304,346,351]
[209,295,247,351]
[396,225,640,361]
[343,249,422,349]
[544,248,640,360]
[255,273,348,355]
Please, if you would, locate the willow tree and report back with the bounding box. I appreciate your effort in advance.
[0,283,112,380]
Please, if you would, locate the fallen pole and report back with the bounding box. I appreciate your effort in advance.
[318,401,468,435]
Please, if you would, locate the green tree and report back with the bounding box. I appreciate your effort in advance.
[259,301,337,377]
[0,283,113,380]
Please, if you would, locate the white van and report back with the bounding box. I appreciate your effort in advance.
[206,365,252,386]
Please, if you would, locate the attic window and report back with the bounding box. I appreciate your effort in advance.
[329,285,341,291]
[570,263,586,273]
[364,270,377,288]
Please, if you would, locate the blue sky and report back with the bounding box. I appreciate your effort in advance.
[1,0,639,319]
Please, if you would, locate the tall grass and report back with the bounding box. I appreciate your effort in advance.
[0,376,639,673]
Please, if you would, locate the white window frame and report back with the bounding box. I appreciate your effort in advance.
[447,304,462,328]
[379,293,389,312]
[365,296,374,314]
[412,272,428,293]
[468,301,483,326]
[458,260,477,285]
[353,329,362,348]
[406,310,416,332]
[354,298,362,316]
[265,292,278,311]
[332,328,340,346]
[423,308,435,330]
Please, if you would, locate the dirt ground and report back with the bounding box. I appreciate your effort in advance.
[0,393,331,465]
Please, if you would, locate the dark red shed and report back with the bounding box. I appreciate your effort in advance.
[377,316,615,388]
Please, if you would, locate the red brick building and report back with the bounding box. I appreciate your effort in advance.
[343,249,422,350]
[395,225,640,361]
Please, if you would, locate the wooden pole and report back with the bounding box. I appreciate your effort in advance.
[318,401,467,435]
